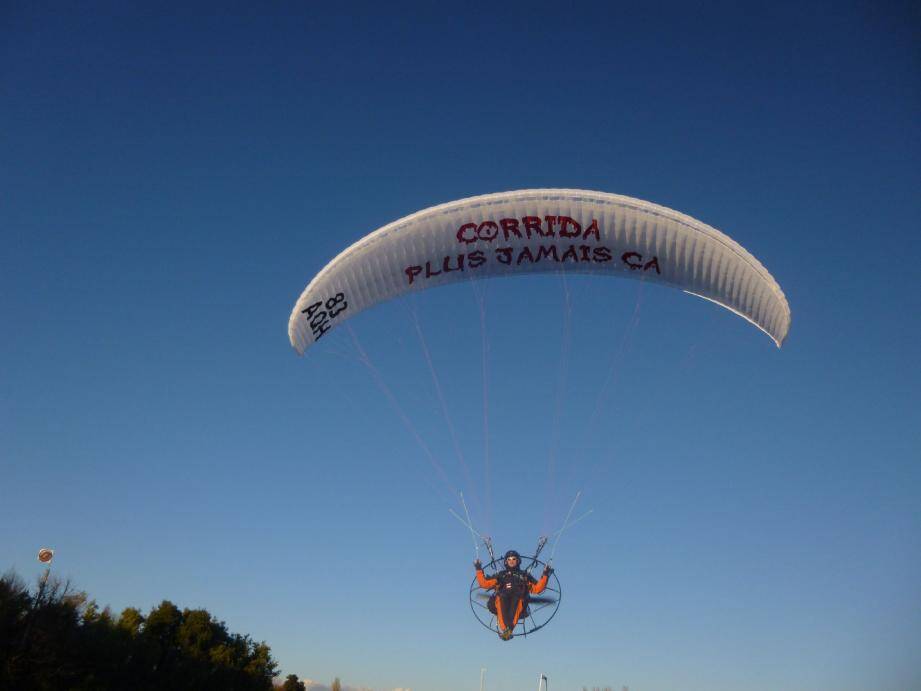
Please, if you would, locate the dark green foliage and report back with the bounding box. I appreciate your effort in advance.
[0,570,278,690]
[280,674,306,691]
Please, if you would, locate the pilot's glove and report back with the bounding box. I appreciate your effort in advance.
[543,565,554,577]
[474,559,483,570]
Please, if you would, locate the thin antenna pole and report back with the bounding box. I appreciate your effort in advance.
[480,667,486,691]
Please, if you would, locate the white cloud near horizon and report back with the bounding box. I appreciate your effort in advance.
[301,679,407,691]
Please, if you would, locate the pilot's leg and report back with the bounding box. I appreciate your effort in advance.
[509,598,525,629]
[494,595,508,632]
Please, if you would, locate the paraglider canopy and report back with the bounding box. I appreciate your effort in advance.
[288,189,790,353]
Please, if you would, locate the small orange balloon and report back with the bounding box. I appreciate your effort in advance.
[37,548,54,564]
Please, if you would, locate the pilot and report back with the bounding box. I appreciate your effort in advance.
[474,550,553,640]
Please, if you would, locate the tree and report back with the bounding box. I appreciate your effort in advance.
[331,677,342,691]
[117,607,144,637]
[280,673,306,691]
[0,570,278,690]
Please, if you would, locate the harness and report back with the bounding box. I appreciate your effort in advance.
[487,567,535,616]
[496,568,533,596]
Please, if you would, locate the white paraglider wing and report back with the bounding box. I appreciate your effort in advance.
[288,189,790,353]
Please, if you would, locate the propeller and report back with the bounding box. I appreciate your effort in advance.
[475,593,558,604]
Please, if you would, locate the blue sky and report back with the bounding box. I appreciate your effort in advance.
[2,2,919,690]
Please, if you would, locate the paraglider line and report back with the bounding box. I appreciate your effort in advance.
[558,280,646,499]
[459,492,480,559]
[471,279,493,533]
[408,303,484,522]
[543,269,574,533]
[448,507,485,553]
[549,491,581,563]
[346,325,457,504]
[550,508,593,539]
